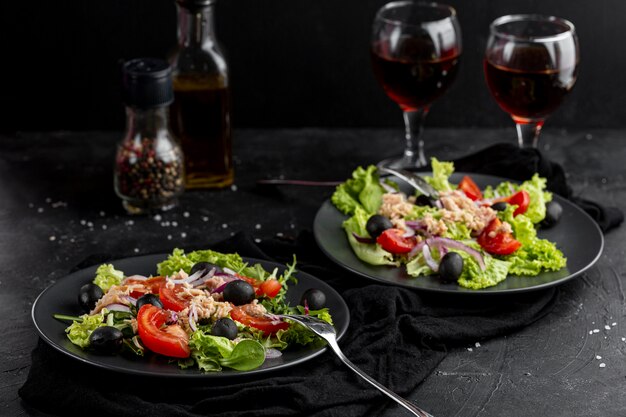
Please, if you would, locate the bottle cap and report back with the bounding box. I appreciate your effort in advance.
[122,58,173,108]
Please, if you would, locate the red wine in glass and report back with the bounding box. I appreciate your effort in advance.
[484,15,579,148]
[371,39,460,111]
[371,2,461,169]
[484,47,578,121]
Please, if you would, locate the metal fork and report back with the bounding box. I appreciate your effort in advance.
[378,167,439,199]
[276,314,434,417]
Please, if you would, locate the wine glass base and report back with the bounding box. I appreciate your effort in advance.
[376,154,428,170]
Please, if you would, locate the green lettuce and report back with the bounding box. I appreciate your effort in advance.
[157,248,247,276]
[93,264,124,291]
[484,174,552,224]
[183,331,265,372]
[424,158,454,192]
[331,165,384,215]
[342,206,397,266]
[499,205,566,275]
[457,252,511,290]
[406,253,434,277]
[65,309,108,348]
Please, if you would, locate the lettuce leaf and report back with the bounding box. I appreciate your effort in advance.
[424,158,454,192]
[65,309,108,348]
[499,205,566,275]
[457,252,511,290]
[331,165,384,215]
[184,331,266,372]
[157,248,247,276]
[342,206,397,266]
[484,174,552,224]
[93,264,124,291]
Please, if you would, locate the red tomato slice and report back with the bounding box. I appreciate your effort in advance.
[230,305,289,334]
[376,229,416,254]
[458,176,483,201]
[477,218,521,255]
[127,276,166,299]
[159,284,190,312]
[259,279,282,298]
[137,305,190,358]
[506,190,530,217]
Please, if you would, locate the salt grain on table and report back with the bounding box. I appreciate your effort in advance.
[167,235,172,240]
[222,223,228,229]
[593,329,600,333]
[37,208,44,213]
[255,224,261,230]
[80,220,86,225]
[181,232,187,238]
[231,185,238,192]
[596,355,602,360]
[49,236,56,241]
[134,248,139,253]
[99,211,105,216]
[612,322,617,326]
[202,216,209,222]
[183,212,190,218]
[467,348,473,352]
[153,214,162,221]
[172,221,178,227]
[254,238,261,243]
[475,342,481,348]
[599,363,606,368]
[605,325,611,330]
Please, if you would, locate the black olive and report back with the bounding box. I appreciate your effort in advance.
[190,262,221,275]
[491,202,508,212]
[223,280,255,305]
[366,215,393,239]
[136,293,163,310]
[211,318,238,340]
[438,252,464,283]
[415,194,437,207]
[78,283,104,313]
[300,288,327,310]
[89,326,124,354]
[541,201,563,229]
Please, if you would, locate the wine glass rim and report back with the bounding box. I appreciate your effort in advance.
[376,1,457,27]
[490,14,576,43]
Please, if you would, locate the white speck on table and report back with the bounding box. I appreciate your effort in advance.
[599,363,606,368]
[183,212,190,218]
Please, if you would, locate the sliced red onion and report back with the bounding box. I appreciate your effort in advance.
[304,300,309,316]
[123,296,137,306]
[422,245,439,272]
[211,275,240,293]
[223,267,237,276]
[122,274,148,283]
[189,268,217,287]
[434,200,443,209]
[178,270,204,284]
[402,227,415,238]
[167,311,179,325]
[188,304,198,332]
[408,240,426,259]
[427,237,485,271]
[104,303,131,313]
[132,336,144,351]
[265,348,283,359]
[352,232,375,244]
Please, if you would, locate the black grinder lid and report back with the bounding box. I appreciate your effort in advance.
[122,58,173,108]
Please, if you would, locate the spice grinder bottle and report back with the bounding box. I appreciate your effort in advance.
[169,0,233,189]
[115,58,184,214]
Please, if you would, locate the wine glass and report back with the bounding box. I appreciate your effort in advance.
[484,15,579,148]
[371,1,461,169]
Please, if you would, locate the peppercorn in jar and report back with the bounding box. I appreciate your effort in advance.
[115,58,184,214]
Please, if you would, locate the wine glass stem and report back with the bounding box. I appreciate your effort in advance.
[515,120,544,148]
[403,107,429,167]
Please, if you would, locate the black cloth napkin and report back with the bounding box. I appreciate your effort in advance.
[20,233,558,417]
[449,143,623,233]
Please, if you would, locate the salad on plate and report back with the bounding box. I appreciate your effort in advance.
[331,159,566,289]
[55,249,331,372]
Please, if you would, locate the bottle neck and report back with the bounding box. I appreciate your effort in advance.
[125,106,170,139]
[177,4,215,48]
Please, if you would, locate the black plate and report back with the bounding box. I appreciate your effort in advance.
[32,255,350,377]
[314,172,604,294]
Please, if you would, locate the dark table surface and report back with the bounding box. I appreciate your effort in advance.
[1,128,625,416]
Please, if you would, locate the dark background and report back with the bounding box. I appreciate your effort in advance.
[1,0,623,131]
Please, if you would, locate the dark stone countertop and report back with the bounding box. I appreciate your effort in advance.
[1,128,625,416]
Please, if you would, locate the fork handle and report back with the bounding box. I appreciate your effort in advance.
[326,338,434,417]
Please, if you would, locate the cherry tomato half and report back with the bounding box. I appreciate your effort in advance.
[506,190,530,217]
[127,276,166,299]
[376,229,417,254]
[258,279,282,298]
[477,218,521,255]
[159,284,191,312]
[230,305,289,334]
[458,176,483,201]
[137,305,190,358]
